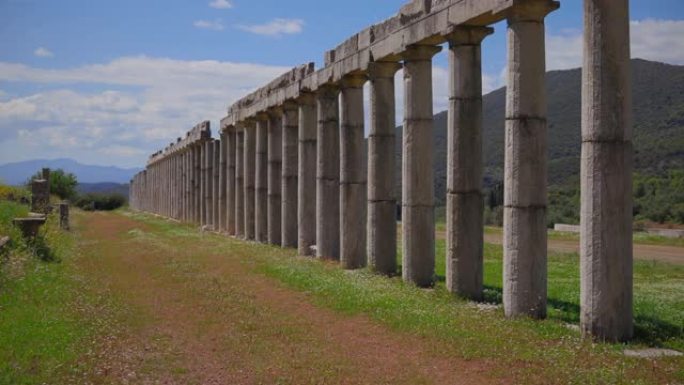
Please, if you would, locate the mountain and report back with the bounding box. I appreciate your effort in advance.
[0,158,141,185]
[395,59,684,205]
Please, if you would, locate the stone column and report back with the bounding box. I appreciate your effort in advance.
[316,84,341,260]
[205,140,214,229]
[255,115,269,243]
[580,0,633,342]
[367,61,401,275]
[213,140,220,230]
[445,27,493,300]
[219,132,228,232]
[401,45,441,287]
[268,109,283,245]
[200,143,206,226]
[281,101,299,248]
[244,122,256,240]
[340,74,368,269]
[298,93,317,256]
[235,129,245,237]
[504,2,558,319]
[194,145,202,225]
[226,127,237,235]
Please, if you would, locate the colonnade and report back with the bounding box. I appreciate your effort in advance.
[130,0,633,342]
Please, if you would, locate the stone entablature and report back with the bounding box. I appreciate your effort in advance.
[221,0,553,130]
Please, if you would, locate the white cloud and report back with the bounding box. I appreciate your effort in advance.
[193,19,224,31]
[209,0,232,9]
[0,56,289,167]
[33,47,54,58]
[237,18,304,37]
[546,19,684,71]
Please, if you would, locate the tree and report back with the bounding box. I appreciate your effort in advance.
[29,169,78,201]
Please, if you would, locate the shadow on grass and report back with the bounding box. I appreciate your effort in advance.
[28,235,59,262]
[482,285,682,348]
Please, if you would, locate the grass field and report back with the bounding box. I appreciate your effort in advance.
[124,210,683,383]
[0,206,682,384]
[0,201,120,385]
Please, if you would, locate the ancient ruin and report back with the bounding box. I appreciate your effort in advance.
[130,0,634,342]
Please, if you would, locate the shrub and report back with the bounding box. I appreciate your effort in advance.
[0,184,30,204]
[75,193,126,211]
[28,169,78,201]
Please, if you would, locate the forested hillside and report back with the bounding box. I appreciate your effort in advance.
[393,59,684,224]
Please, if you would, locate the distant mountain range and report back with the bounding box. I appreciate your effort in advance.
[0,158,141,185]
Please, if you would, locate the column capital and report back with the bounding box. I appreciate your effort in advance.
[507,0,559,23]
[445,26,494,46]
[267,106,283,118]
[316,83,339,99]
[340,73,367,89]
[282,100,298,112]
[401,44,442,62]
[255,112,270,121]
[296,91,316,106]
[368,61,402,79]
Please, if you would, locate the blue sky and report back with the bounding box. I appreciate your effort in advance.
[1,0,683,168]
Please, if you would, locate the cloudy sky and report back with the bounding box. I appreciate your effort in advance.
[1,0,683,168]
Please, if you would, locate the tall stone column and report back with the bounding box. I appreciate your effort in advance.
[504,2,558,319]
[205,140,214,229]
[298,93,317,256]
[219,133,228,232]
[194,145,202,225]
[367,61,401,275]
[200,143,206,226]
[580,0,633,342]
[212,140,221,230]
[267,109,283,245]
[244,122,256,240]
[235,129,245,237]
[255,115,269,243]
[445,27,493,300]
[402,45,441,287]
[226,127,237,235]
[340,74,368,269]
[281,101,299,248]
[316,84,340,260]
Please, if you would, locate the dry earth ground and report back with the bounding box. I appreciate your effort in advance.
[74,211,500,384]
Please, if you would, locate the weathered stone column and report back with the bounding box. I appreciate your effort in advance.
[244,122,256,240]
[226,127,237,235]
[503,2,558,319]
[200,143,207,226]
[281,101,299,248]
[445,27,493,300]
[316,84,340,260]
[298,93,317,256]
[580,0,633,342]
[367,61,401,275]
[340,74,367,269]
[193,144,202,225]
[401,45,441,287]
[219,133,228,232]
[255,115,269,243]
[267,109,283,245]
[212,140,220,230]
[235,129,245,237]
[205,140,214,228]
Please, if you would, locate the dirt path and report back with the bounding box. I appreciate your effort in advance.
[481,233,684,265]
[74,211,501,384]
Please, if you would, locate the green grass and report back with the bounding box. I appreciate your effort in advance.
[0,204,117,385]
[127,211,683,383]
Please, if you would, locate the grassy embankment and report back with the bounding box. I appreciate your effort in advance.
[0,198,120,385]
[124,210,683,384]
